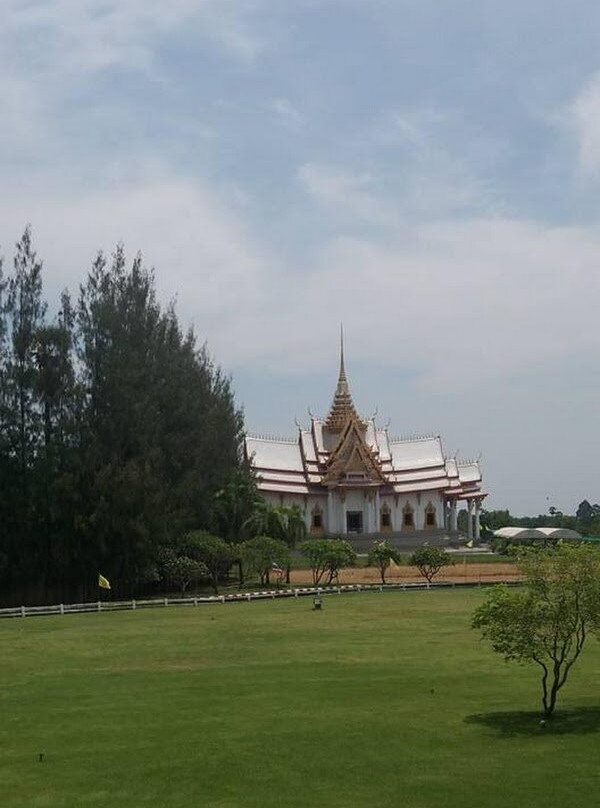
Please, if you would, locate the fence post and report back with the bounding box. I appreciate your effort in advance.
[164,598,168,607]
[21,605,26,617]
[97,601,101,612]
[60,603,65,615]
[220,595,225,604]
[246,593,251,601]
[132,599,136,610]
[194,598,198,606]
[294,589,298,598]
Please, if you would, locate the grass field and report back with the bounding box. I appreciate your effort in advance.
[2,589,599,808]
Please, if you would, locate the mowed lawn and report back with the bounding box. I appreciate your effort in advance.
[2,590,600,808]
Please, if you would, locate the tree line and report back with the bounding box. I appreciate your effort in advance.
[0,229,246,606]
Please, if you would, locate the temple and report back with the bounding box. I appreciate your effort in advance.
[244,336,486,548]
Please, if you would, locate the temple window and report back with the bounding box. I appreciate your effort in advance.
[403,505,415,529]
[311,506,323,533]
[380,505,392,531]
[425,503,437,528]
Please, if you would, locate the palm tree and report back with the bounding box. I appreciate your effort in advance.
[213,467,261,544]
[213,468,262,584]
[273,505,307,583]
[244,503,307,584]
[244,499,284,539]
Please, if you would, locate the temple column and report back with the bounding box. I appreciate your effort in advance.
[474,499,481,542]
[327,490,333,534]
[467,499,474,540]
[450,499,458,532]
[365,493,372,533]
[375,489,381,533]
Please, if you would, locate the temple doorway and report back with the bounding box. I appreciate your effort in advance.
[346,511,363,533]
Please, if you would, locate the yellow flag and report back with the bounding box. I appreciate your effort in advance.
[466,540,474,548]
[98,573,111,590]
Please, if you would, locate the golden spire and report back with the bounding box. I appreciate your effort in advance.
[324,325,360,430]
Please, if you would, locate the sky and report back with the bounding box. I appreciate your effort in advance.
[2,1,600,515]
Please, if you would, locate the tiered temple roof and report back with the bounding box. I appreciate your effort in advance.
[245,340,484,500]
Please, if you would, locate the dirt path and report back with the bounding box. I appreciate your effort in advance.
[289,562,520,586]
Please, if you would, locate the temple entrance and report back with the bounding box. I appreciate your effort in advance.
[346,511,363,533]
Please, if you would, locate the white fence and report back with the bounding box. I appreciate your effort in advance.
[0,579,519,619]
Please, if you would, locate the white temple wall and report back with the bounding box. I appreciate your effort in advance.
[260,488,445,534]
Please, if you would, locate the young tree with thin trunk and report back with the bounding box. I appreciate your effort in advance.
[409,546,452,583]
[301,538,357,586]
[241,535,290,587]
[368,540,402,584]
[472,543,600,717]
[160,550,208,598]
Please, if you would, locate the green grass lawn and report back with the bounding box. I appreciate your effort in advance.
[2,589,599,808]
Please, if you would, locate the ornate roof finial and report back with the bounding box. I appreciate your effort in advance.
[324,326,360,430]
[336,323,349,395]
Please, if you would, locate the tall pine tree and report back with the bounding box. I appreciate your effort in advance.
[0,232,247,605]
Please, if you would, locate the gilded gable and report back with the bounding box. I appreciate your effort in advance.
[322,417,386,486]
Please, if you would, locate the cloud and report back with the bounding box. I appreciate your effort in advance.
[270,98,303,127]
[297,163,395,225]
[0,172,272,361]
[297,106,499,229]
[565,71,600,177]
[0,76,44,153]
[3,0,262,76]
[215,216,600,389]
[11,168,598,401]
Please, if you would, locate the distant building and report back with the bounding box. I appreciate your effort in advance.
[245,337,486,546]
[493,527,582,542]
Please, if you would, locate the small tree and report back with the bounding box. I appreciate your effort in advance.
[472,543,600,717]
[182,532,234,594]
[301,538,357,586]
[242,535,290,586]
[409,546,452,583]
[368,540,401,584]
[160,549,208,598]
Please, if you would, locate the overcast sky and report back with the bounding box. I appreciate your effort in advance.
[3,1,600,515]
